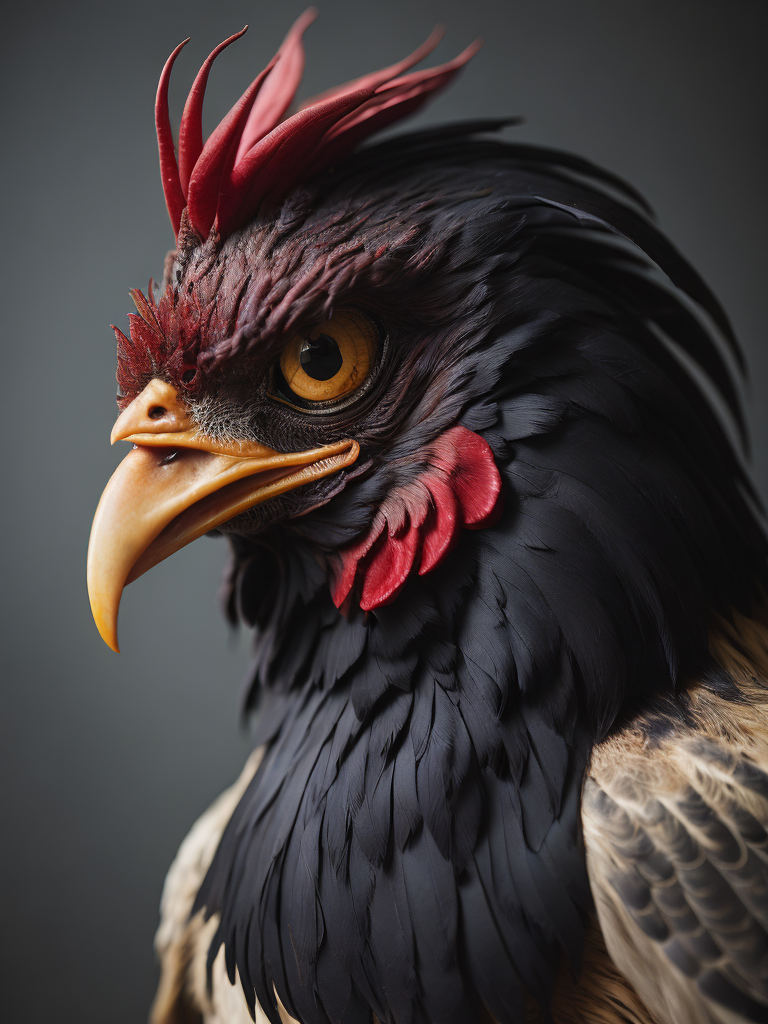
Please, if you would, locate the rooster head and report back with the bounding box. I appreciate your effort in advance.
[87,7,761,731]
[87,11,494,651]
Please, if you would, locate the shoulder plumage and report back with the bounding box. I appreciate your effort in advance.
[584,611,768,1024]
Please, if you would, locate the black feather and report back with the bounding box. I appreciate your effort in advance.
[192,123,768,1024]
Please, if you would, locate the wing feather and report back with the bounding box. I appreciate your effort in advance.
[584,612,768,1024]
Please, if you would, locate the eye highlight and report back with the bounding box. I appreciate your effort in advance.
[275,309,379,408]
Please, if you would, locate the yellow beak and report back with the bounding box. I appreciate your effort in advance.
[87,379,359,652]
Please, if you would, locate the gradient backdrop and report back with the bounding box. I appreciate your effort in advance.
[2,1,766,1020]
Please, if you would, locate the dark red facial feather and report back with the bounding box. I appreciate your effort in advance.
[116,12,480,400]
[113,276,232,405]
[113,214,410,403]
[156,9,480,242]
[332,426,503,611]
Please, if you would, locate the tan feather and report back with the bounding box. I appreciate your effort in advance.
[151,748,267,1024]
[584,612,768,1024]
[527,918,657,1023]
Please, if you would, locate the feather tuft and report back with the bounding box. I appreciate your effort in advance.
[154,11,479,241]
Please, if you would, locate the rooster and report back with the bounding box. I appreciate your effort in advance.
[87,11,768,1024]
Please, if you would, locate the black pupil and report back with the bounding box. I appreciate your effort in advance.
[299,334,343,381]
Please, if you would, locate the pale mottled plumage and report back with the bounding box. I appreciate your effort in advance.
[585,613,768,1024]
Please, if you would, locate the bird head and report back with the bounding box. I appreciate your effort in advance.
[88,10,764,737]
[87,12,494,652]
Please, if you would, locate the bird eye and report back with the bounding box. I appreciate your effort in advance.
[274,308,380,407]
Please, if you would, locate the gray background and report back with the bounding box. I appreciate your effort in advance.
[2,1,766,1021]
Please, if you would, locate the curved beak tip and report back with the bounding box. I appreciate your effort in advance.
[103,629,121,655]
[100,622,120,654]
[88,588,121,653]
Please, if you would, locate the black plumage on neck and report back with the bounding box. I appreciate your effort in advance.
[194,126,767,1024]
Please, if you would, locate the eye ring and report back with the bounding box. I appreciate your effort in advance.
[268,308,385,415]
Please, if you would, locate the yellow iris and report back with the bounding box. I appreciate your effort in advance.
[278,308,378,404]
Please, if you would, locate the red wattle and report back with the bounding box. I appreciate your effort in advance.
[451,429,504,528]
[332,513,386,608]
[419,472,460,575]
[333,425,502,611]
[360,520,422,611]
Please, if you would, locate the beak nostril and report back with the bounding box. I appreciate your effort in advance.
[148,405,167,420]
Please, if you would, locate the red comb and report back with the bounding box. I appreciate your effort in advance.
[155,10,480,241]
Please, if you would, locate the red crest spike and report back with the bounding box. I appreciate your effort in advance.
[235,8,318,162]
[177,27,249,194]
[154,9,481,242]
[155,38,189,236]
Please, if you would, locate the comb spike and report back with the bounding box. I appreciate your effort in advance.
[186,56,278,238]
[153,15,480,243]
[316,40,484,166]
[218,87,373,235]
[129,287,160,331]
[111,324,132,351]
[155,38,190,238]
[177,27,249,194]
[300,24,446,109]
[235,8,318,163]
